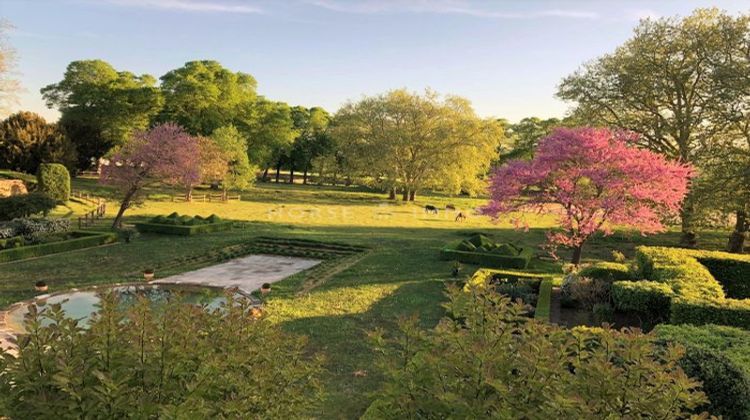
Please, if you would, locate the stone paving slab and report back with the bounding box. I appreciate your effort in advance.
[153,254,321,294]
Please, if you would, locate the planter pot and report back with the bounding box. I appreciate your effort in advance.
[144,272,155,281]
[451,268,460,277]
[35,285,48,292]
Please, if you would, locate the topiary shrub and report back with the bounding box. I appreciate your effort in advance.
[0,193,57,221]
[36,163,70,202]
[579,262,633,282]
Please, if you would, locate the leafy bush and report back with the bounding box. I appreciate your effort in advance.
[697,257,750,299]
[579,262,632,282]
[4,217,71,241]
[655,324,750,419]
[364,285,708,418]
[569,276,610,310]
[0,193,56,221]
[0,236,23,250]
[36,163,70,202]
[441,236,533,269]
[135,221,233,236]
[0,292,323,418]
[611,280,672,324]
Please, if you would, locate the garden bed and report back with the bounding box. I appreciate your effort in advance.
[0,230,117,263]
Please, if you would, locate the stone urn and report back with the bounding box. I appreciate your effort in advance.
[34,281,48,292]
[143,269,155,281]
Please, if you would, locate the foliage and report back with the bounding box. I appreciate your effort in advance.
[159,60,257,136]
[365,284,708,418]
[558,9,750,237]
[568,276,610,310]
[239,98,296,172]
[210,125,254,191]
[441,239,533,269]
[501,116,566,160]
[290,106,332,183]
[100,123,200,228]
[482,127,693,264]
[578,262,632,282]
[0,192,56,221]
[37,163,70,202]
[3,217,71,240]
[41,59,163,168]
[0,292,323,418]
[196,135,228,186]
[0,230,116,263]
[0,111,76,173]
[135,214,232,236]
[331,89,502,199]
[655,324,750,419]
[611,281,673,324]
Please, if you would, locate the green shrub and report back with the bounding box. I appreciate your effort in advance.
[456,241,476,252]
[654,324,750,419]
[5,217,71,241]
[697,257,750,299]
[492,243,518,256]
[534,279,553,321]
[36,163,70,202]
[134,221,233,236]
[670,298,750,329]
[579,262,632,282]
[167,212,179,219]
[441,238,532,269]
[0,236,23,250]
[0,231,116,263]
[467,233,493,249]
[207,214,222,223]
[611,280,673,323]
[0,193,56,221]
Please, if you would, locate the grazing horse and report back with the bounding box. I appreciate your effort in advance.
[455,212,467,222]
[446,204,456,211]
[424,205,438,214]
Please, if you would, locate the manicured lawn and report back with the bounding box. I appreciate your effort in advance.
[0,178,731,418]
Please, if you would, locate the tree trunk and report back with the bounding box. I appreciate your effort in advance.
[409,190,416,201]
[111,187,137,229]
[275,162,281,183]
[388,187,396,200]
[402,188,410,201]
[289,166,295,184]
[679,200,697,248]
[303,163,309,185]
[571,244,584,266]
[262,167,269,182]
[332,170,338,186]
[728,210,748,253]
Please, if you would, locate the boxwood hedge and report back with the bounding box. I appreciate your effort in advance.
[134,221,233,236]
[441,235,533,269]
[36,163,70,202]
[0,230,117,263]
[612,247,750,330]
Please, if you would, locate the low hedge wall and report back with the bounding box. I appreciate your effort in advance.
[612,247,750,330]
[0,230,117,263]
[134,221,233,236]
[441,240,533,269]
[579,262,633,282]
[534,278,553,321]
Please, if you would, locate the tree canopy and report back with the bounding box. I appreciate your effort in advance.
[0,111,76,173]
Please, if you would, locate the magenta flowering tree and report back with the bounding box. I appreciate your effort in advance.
[482,127,693,265]
[101,123,200,228]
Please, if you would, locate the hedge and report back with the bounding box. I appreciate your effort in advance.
[579,262,633,282]
[36,163,70,202]
[441,240,533,269]
[617,247,750,329]
[534,278,553,321]
[611,280,672,323]
[134,221,233,236]
[654,324,750,419]
[0,193,56,221]
[0,230,117,263]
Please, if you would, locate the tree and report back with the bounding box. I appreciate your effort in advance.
[365,284,708,418]
[557,9,747,244]
[502,116,562,160]
[159,60,257,136]
[237,98,296,182]
[332,89,502,200]
[0,292,323,418]
[100,123,199,228]
[482,128,692,265]
[210,125,255,193]
[290,106,331,184]
[0,20,20,118]
[41,60,163,169]
[197,135,228,188]
[0,111,76,173]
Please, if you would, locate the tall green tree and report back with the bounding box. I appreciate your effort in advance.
[332,89,502,200]
[290,106,331,184]
[237,98,296,182]
[0,111,76,173]
[210,125,255,193]
[557,9,748,245]
[502,117,563,160]
[159,60,257,136]
[41,60,162,169]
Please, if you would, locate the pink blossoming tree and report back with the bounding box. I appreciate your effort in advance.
[101,123,200,228]
[482,127,693,265]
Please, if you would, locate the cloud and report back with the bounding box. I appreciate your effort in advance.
[103,0,262,14]
[305,0,599,20]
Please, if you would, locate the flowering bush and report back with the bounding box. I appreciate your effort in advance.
[1,217,71,243]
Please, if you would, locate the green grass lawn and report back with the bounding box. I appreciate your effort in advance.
[0,176,732,418]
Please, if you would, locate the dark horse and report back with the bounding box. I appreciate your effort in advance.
[455,212,466,222]
[424,205,438,214]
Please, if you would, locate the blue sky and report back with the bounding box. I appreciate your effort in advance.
[3,0,750,122]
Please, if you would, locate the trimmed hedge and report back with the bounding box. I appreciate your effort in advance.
[534,278,553,321]
[616,247,750,330]
[654,324,750,419]
[0,230,117,263]
[441,236,533,269]
[37,163,70,202]
[134,221,233,236]
[611,280,672,323]
[0,193,56,221]
[579,262,633,282]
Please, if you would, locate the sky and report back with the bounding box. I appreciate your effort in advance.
[2,0,750,122]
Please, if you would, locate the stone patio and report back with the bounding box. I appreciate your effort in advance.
[153,254,321,293]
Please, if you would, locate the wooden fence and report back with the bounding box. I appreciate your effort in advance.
[71,190,100,204]
[171,193,241,203]
[78,201,107,229]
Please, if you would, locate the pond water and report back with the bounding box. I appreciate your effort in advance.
[6,284,249,332]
